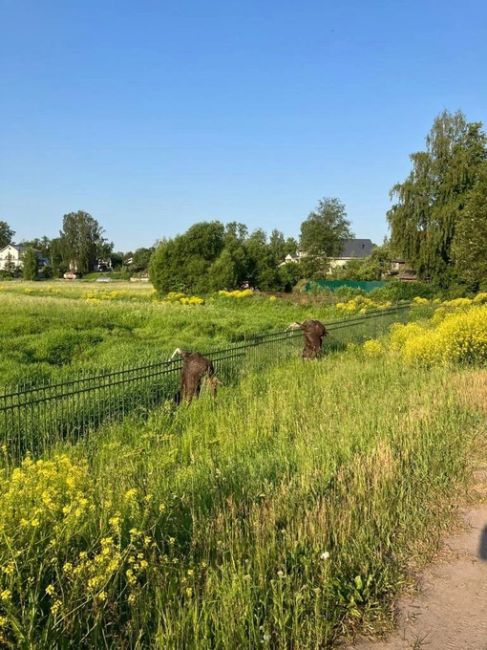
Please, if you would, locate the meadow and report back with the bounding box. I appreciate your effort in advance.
[0,284,485,648]
[0,281,415,388]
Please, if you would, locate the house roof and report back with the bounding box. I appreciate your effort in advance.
[0,244,23,255]
[339,239,374,259]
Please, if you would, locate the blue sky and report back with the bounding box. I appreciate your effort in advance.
[1,0,486,251]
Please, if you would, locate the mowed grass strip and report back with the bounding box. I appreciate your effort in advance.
[0,351,483,648]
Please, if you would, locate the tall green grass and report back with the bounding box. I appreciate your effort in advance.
[0,288,420,387]
[0,351,482,648]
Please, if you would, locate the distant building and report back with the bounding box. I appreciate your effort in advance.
[328,239,375,270]
[0,244,24,271]
[387,259,418,282]
[96,258,113,272]
[279,250,308,266]
[280,239,375,271]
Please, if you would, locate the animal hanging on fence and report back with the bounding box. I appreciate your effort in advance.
[170,348,221,403]
[287,319,328,359]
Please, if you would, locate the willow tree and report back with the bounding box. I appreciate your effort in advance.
[387,110,487,285]
[452,161,487,289]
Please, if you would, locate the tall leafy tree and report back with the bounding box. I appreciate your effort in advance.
[150,220,311,294]
[388,110,487,284]
[208,249,239,290]
[20,236,51,258]
[150,222,226,293]
[130,247,154,272]
[300,198,353,257]
[244,229,278,290]
[22,247,39,280]
[49,237,68,277]
[58,211,110,274]
[0,221,15,249]
[452,161,487,289]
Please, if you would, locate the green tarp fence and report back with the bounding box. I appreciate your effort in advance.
[305,280,387,293]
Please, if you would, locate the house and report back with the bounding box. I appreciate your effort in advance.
[278,251,308,267]
[0,244,24,271]
[328,239,375,270]
[387,259,418,282]
[280,239,375,269]
[95,258,113,272]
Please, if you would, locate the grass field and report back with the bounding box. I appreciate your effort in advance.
[0,352,484,648]
[0,280,418,388]
[0,285,484,648]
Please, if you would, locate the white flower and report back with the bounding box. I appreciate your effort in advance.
[277,570,285,578]
[320,551,330,561]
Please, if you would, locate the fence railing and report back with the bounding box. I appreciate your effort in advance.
[0,304,412,462]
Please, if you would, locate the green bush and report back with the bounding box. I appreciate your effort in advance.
[369,281,437,302]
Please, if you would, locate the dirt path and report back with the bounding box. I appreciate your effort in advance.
[346,469,487,650]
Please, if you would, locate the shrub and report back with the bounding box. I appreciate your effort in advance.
[389,305,487,366]
[369,281,437,302]
[362,339,383,357]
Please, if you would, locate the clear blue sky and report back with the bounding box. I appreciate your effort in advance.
[1,0,486,251]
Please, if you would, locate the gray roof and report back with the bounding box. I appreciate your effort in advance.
[339,239,374,259]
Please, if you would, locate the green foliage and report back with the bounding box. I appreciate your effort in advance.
[22,247,39,281]
[48,238,68,277]
[277,262,303,292]
[110,251,125,270]
[0,351,479,646]
[150,221,302,293]
[208,248,239,290]
[388,110,487,285]
[82,271,130,281]
[369,281,438,302]
[452,161,487,290]
[0,282,341,385]
[0,221,15,249]
[297,254,329,280]
[130,247,154,273]
[334,244,392,281]
[59,211,111,275]
[300,197,353,257]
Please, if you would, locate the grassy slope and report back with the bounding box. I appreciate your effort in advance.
[0,351,483,648]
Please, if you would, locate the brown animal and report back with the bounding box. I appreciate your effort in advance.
[171,348,221,403]
[288,319,328,359]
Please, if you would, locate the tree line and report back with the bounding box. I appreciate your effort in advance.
[0,213,154,281]
[2,199,358,291]
[4,108,487,291]
[388,109,487,291]
[147,198,356,293]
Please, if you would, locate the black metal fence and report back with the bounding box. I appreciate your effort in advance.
[0,304,412,461]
